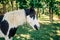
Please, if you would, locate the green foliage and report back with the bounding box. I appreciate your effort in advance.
[53,1,60,16]
[0,0,9,4]
[16,0,28,9]
[55,9,60,16]
[44,0,60,16]
[16,0,43,8]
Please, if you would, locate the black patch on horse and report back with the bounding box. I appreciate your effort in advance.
[8,27,18,39]
[24,7,36,19]
[0,20,9,35]
[0,15,4,22]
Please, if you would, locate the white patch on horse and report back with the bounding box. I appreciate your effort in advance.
[3,9,26,29]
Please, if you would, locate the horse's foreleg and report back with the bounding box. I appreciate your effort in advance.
[5,36,12,40]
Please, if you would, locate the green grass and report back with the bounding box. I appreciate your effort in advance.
[12,23,60,40]
[0,22,60,40]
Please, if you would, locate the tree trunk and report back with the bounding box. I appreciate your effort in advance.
[39,8,40,18]
[11,1,14,11]
[49,6,53,23]
[16,2,18,10]
[49,0,53,23]
[3,3,6,14]
[42,8,44,14]
[37,8,40,19]
[58,16,60,19]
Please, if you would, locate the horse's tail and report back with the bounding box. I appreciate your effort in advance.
[0,15,4,22]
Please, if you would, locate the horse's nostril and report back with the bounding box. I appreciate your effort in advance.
[34,25,38,30]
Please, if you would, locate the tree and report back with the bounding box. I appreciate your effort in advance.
[54,1,60,19]
[45,0,56,23]
[16,0,28,9]
[0,0,10,14]
[16,0,18,10]
[0,0,6,14]
[10,0,14,10]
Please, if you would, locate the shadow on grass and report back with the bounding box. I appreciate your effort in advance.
[0,23,60,40]
[0,38,5,40]
[13,23,60,40]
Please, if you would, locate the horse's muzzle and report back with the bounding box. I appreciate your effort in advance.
[34,25,38,30]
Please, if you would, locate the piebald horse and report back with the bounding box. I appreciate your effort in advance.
[0,7,40,40]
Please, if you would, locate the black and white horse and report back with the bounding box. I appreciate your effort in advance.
[0,7,40,40]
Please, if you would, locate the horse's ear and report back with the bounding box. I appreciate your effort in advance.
[30,6,34,11]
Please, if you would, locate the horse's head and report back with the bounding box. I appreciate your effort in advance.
[25,7,40,30]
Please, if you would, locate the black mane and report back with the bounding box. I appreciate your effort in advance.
[24,7,36,19]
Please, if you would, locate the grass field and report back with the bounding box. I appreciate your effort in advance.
[0,14,60,40]
[13,22,60,40]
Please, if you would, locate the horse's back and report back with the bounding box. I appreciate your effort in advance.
[3,9,26,28]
